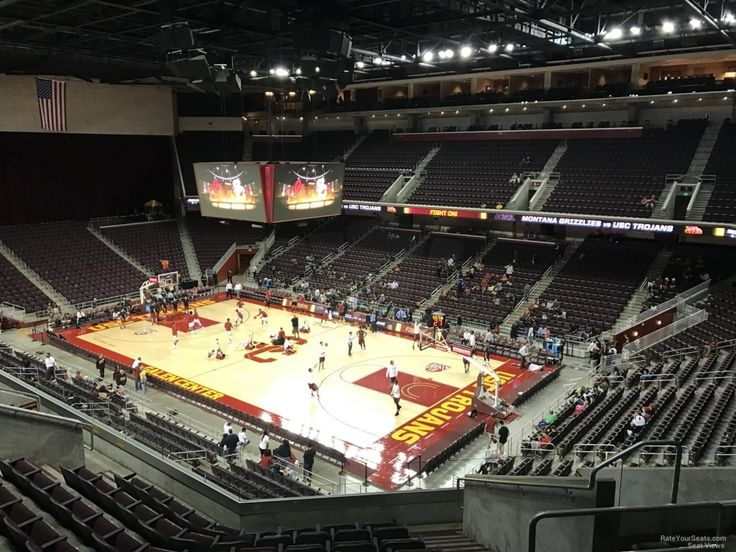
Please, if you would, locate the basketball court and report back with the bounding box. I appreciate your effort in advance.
[55,293,543,490]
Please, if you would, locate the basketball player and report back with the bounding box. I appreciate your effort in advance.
[208,339,225,360]
[264,290,272,308]
[307,367,319,397]
[283,336,293,353]
[256,308,269,325]
[189,309,203,332]
[318,342,327,371]
[386,360,398,385]
[347,332,354,356]
[172,324,179,350]
[413,320,422,350]
[235,300,245,326]
[224,318,233,343]
[463,355,471,374]
[357,327,367,351]
[391,379,402,416]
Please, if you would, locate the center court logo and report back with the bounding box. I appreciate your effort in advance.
[425,362,450,372]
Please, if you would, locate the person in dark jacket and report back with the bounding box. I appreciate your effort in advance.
[273,439,294,463]
[220,428,239,457]
[302,443,316,483]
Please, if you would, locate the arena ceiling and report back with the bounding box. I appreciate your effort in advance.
[0,0,735,84]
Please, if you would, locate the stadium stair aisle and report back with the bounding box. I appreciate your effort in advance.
[88,225,155,277]
[498,240,582,335]
[0,240,72,312]
[178,217,203,281]
[411,526,490,552]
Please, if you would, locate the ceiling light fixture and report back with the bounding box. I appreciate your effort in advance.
[689,18,703,29]
[460,45,472,58]
[606,28,623,40]
[661,20,676,34]
[249,70,257,77]
[422,51,434,62]
[630,26,642,36]
[505,43,514,52]
[356,61,365,69]
[488,44,498,53]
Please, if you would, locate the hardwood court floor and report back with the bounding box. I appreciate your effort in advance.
[66,295,524,489]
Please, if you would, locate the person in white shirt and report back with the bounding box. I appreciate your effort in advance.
[468,332,476,348]
[234,282,243,298]
[391,380,402,416]
[318,342,327,371]
[238,427,249,447]
[258,431,270,456]
[283,337,293,353]
[527,326,535,341]
[518,343,530,370]
[225,281,233,298]
[223,421,232,437]
[386,360,398,385]
[627,413,647,437]
[505,264,514,277]
[44,353,57,379]
[388,281,399,290]
[132,357,142,371]
[347,332,354,356]
[307,367,319,397]
[413,321,422,350]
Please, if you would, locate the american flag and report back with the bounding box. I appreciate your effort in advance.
[36,78,67,132]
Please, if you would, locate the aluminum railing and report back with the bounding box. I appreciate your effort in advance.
[612,279,710,334]
[623,308,709,357]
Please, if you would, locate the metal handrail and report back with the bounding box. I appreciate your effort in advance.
[528,501,726,552]
[459,439,684,498]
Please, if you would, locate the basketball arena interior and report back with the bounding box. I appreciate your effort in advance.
[1,0,736,551]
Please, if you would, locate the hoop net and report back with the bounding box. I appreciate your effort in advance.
[418,326,450,352]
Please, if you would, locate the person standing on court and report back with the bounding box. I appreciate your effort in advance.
[96,355,106,380]
[224,318,233,343]
[391,379,402,416]
[307,368,320,397]
[386,360,398,385]
[357,327,367,350]
[318,342,327,371]
[347,332,354,356]
[291,314,299,338]
[369,311,377,333]
[413,320,422,350]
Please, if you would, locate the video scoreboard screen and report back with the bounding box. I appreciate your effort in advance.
[194,162,267,222]
[272,162,344,222]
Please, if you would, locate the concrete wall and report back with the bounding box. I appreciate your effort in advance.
[0,404,85,468]
[463,477,600,552]
[591,466,736,506]
[0,75,174,135]
[0,389,37,408]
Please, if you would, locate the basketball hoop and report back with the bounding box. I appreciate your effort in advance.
[418,327,449,352]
